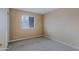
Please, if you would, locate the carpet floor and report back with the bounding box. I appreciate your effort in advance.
[8,37,79,51]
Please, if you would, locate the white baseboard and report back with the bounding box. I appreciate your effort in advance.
[9,35,43,43]
[47,36,79,50]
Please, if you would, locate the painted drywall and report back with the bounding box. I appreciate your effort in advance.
[9,9,43,40]
[15,8,56,14]
[0,8,9,48]
[0,9,3,44]
[44,8,79,49]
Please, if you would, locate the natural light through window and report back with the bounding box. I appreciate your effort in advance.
[21,16,34,29]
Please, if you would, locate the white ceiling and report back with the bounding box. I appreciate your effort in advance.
[15,8,57,14]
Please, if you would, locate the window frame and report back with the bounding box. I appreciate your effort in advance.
[21,15,35,29]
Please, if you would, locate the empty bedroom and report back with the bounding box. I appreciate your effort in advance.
[0,8,79,51]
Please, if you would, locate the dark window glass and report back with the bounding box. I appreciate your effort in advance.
[29,17,34,27]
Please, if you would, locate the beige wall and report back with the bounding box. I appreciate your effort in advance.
[44,8,79,49]
[10,9,43,40]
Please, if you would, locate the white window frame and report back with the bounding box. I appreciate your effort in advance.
[21,15,35,29]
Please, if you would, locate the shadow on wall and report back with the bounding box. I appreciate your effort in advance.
[44,8,79,49]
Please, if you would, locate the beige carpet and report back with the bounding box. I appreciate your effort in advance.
[8,37,79,51]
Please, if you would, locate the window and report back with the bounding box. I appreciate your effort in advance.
[21,16,34,29]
